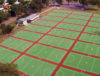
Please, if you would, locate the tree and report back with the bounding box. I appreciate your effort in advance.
[67,0,70,5]
[56,0,63,5]
[88,0,100,7]
[7,0,15,4]
[10,4,27,15]
[0,24,15,34]
[0,11,8,23]
[79,0,88,9]
[30,0,43,12]
[0,0,3,4]
[0,63,19,76]
[42,0,49,6]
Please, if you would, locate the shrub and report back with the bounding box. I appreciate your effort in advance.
[18,13,29,19]
[0,63,19,76]
[0,0,3,4]
[0,11,8,23]
[0,24,15,34]
[30,0,43,11]
[7,0,15,4]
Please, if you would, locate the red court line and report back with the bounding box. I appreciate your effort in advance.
[69,18,88,21]
[53,12,71,14]
[47,14,66,18]
[1,45,98,76]
[10,35,100,59]
[92,21,100,23]
[53,11,91,17]
[0,62,29,76]
[83,32,100,36]
[53,11,100,20]
[42,14,100,24]
[61,65,99,76]
[56,27,80,32]
[79,40,100,46]
[11,36,33,43]
[72,13,91,17]
[18,71,29,76]
[31,23,81,32]
[18,28,100,46]
[11,35,100,59]
[0,44,22,54]
[39,17,100,29]
[31,23,100,37]
[30,23,52,28]
[37,43,68,51]
[60,8,94,14]
[0,38,100,75]
[11,31,75,41]
[23,29,44,34]
[47,34,75,40]
[88,26,100,29]
[51,12,94,76]
[72,50,100,59]
[25,53,59,65]
[10,10,74,64]
[39,19,59,22]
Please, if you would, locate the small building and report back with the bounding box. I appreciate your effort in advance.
[17,14,40,26]
[0,7,4,11]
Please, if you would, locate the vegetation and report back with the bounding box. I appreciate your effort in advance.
[0,11,8,23]
[7,0,15,4]
[0,63,19,76]
[56,0,63,5]
[30,0,43,12]
[0,0,3,4]
[0,24,15,34]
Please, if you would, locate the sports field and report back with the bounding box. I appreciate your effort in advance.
[0,8,100,76]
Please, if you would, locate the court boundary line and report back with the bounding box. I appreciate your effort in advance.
[51,11,94,76]
[0,44,99,76]
[0,8,100,76]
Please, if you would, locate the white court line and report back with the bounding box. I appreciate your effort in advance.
[90,58,96,73]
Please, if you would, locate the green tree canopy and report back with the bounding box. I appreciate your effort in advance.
[30,0,43,11]
[0,11,8,23]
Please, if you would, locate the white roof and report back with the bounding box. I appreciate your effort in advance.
[26,14,39,20]
[15,1,20,4]
[0,7,4,11]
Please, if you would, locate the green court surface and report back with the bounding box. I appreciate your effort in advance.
[73,11,92,16]
[55,67,91,76]
[14,31,43,41]
[63,18,87,25]
[79,33,100,44]
[53,9,72,13]
[0,9,100,76]
[73,42,100,57]
[0,47,19,63]
[34,20,58,26]
[25,25,50,33]
[39,35,74,49]
[49,29,80,39]
[48,12,67,17]
[91,17,100,22]
[88,21,100,27]
[63,53,100,74]
[69,14,90,20]
[41,16,63,21]
[57,23,83,31]
[84,27,100,34]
